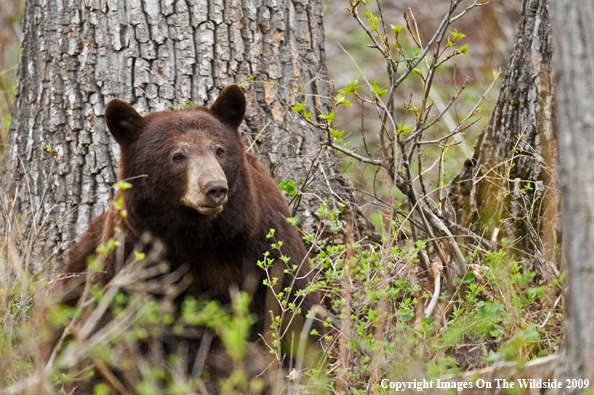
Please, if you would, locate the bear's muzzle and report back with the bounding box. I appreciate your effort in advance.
[182,156,228,215]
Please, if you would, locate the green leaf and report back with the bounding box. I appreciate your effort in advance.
[484,350,501,363]
[319,110,335,125]
[339,78,359,95]
[460,44,470,55]
[462,271,476,284]
[94,384,110,395]
[291,101,305,113]
[390,24,402,34]
[527,286,546,299]
[398,124,413,134]
[335,92,352,107]
[113,181,133,191]
[362,11,381,31]
[278,180,297,197]
[410,104,419,116]
[112,197,124,210]
[370,78,387,98]
[450,29,466,41]
[330,128,345,138]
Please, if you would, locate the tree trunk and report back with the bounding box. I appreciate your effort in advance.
[448,0,558,276]
[1,0,339,263]
[550,0,594,389]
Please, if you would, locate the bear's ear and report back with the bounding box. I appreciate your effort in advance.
[209,84,246,130]
[105,99,145,146]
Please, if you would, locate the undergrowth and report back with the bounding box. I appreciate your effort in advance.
[0,185,563,394]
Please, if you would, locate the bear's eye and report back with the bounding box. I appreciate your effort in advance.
[172,152,186,163]
[216,148,224,157]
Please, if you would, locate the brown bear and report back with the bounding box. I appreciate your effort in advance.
[44,85,321,385]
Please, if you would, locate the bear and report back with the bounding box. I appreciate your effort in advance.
[43,84,322,390]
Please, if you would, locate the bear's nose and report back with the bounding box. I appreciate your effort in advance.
[203,180,229,205]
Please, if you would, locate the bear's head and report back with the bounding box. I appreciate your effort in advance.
[104,84,247,220]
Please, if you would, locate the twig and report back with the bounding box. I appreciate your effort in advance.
[135,84,166,111]
[247,120,272,152]
[424,261,441,318]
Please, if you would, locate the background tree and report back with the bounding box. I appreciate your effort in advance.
[439,0,564,384]
[550,0,594,388]
[0,0,350,263]
[448,0,559,277]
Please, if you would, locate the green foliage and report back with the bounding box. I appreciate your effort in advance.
[278,179,297,197]
[291,101,305,113]
[113,180,133,191]
[182,293,256,361]
[338,78,359,95]
[334,92,352,107]
[167,101,193,110]
[370,78,387,98]
[318,110,335,125]
[362,10,382,32]
[252,193,562,391]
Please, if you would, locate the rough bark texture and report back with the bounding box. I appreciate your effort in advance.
[550,0,594,389]
[1,0,344,262]
[448,0,558,272]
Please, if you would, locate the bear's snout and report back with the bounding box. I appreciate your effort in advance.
[182,155,229,215]
[203,180,228,205]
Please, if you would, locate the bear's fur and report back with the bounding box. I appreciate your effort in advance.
[44,85,320,372]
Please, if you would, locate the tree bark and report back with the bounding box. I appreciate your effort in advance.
[1,0,340,263]
[448,0,558,276]
[550,0,594,389]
